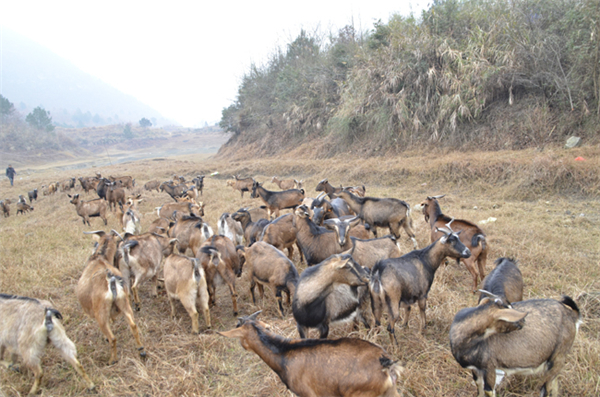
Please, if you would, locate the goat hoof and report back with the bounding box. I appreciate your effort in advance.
[135,305,140,312]
[233,311,238,316]
[8,364,20,373]
[110,360,118,366]
[139,349,147,359]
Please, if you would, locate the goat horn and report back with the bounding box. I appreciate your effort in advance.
[478,290,506,305]
[445,218,455,231]
[110,229,124,241]
[83,230,105,236]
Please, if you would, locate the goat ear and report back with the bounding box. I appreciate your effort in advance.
[217,328,245,339]
[493,308,527,329]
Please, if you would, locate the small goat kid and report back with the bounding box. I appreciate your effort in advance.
[219,311,403,397]
[0,294,95,395]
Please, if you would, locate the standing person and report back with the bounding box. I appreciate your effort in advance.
[6,164,16,186]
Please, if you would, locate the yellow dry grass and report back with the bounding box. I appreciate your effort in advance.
[0,145,598,396]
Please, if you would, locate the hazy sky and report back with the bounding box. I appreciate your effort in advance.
[0,1,430,127]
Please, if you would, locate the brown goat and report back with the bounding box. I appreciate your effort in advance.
[163,243,211,333]
[197,236,243,316]
[270,176,296,190]
[59,177,76,192]
[119,232,177,310]
[109,175,135,189]
[76,230,145,364]
[168,214,213,256]
[337,189,417,249]
[106,184,125,211]
[148,217,172,234]
[0,200,9,217]
[315,178,344,199]
[78,176,101,194]
[16,201,34,215]
[421,195,488,292]
[226,175,255,198]
[260,213,301,260]
[68,194,108,226]
[219,311,403,397]
[144,180,161,192]
[370,227,471,342]
[344,235,402,270]
[251,181,305,219]
[450,294,580,397]
[0,294,95,395]
[242,242,299,317]
[157,201,203,219]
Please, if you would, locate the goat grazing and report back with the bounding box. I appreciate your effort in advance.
[450,293,581,397]
[421,195,488,292]
[292,254,370,339]
[163,244,211,333]
[337,189,417,249]
[76,230,145,364]
[119,232,177,310]
[68,194,108,226]
[157,201,203,219]
[478,257,523,305]
[242,241,299,317]
[219,311,403,397]
[226,175,255,198]
[0,294,95,395]
[370,227,471,342]
[16,201,34,215]
[160,182,187,201]
[251,181,305,219]
[144,180,161,192]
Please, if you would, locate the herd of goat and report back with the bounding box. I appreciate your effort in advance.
[0,172,581,397]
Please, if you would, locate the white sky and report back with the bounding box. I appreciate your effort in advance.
[0,1,430,127]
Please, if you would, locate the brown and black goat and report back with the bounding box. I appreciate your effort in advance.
[0,200,9,217]
[478,257,523,305]
[450,293,581,397]
[219,311,403,397]
[421,195,488,292]
[16,201,34,215]
[197,235,244,315]
[232,208,269,246]
[76,230,145,364]
[226,175,255,198]
[292,254,370,339]
[157,201,203,219]
[251,181,305,219]
[27,188,38,203]
[370,227,471,343]
[270,176,297,190]
[159,181,187,201]
[68,194,108,226]
[337,189,418,250]
[119,232,177,310]
[242,242,299,317]
[168,214,213,256]
[163,241,211,333]
[293,205,359,266]
[0,294,95,395]
[315,178,344,199]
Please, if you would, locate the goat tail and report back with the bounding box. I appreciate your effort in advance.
[369,263,385,297]
[472,234,486,251]
[380,356,405,385]
[107,271,125,300]
[192,258,201,282]
[561,295,580,314]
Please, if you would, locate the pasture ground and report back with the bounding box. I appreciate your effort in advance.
[0,146,598,396]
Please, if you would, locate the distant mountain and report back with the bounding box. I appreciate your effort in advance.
[0,27,174,128]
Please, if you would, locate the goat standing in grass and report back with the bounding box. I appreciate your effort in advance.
[77,230,146,364]
[421,195,488,292]
[219,311,403,397]
[251,181,305,219]
[336,189,418,250]
[450,292,581,397]
[370,226,471,343]
[0,294,95,395]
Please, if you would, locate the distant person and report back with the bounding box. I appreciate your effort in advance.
[6,164,16,186]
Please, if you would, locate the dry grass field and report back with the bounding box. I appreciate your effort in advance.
[0,145,599,397]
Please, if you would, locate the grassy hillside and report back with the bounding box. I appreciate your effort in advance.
[219,0,600,157]
[1,146,598,396]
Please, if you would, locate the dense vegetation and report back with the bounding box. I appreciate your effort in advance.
[219,0,600,156]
